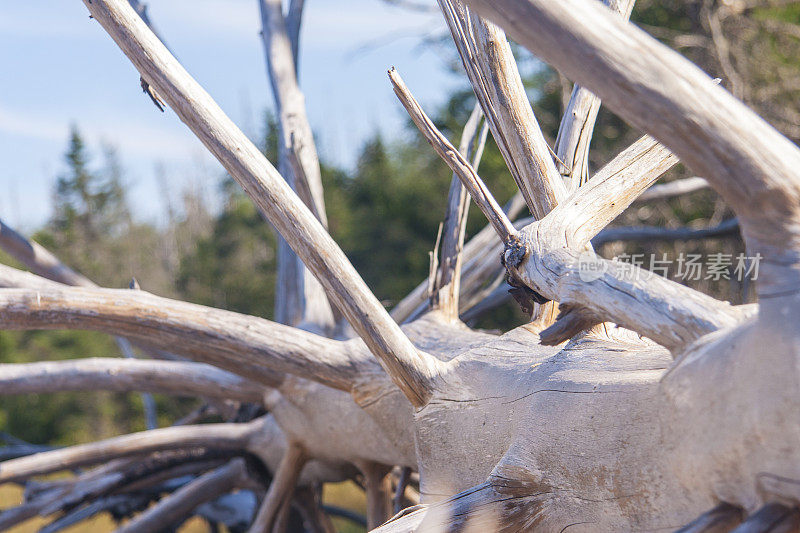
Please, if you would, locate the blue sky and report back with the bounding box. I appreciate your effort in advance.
[0,0,460,230]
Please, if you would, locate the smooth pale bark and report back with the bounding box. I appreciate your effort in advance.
[554,0,636,189]
[0,219,160,426]
[0,286,362,390]
[437,0,567,219]
[0,263,62,290]
[372,1,800,529]
[509,238,748,351]
[463,0,800,301]
[81,0,444,408]
[431,103,487,321]
[0,358,266,403]
[540,135,678,248]
[259,0,335,332]
[9,2,798,530]
[0,219,92,287]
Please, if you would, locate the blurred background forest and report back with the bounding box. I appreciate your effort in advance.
[1,0,799,529]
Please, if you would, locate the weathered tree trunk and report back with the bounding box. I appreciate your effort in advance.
[2,0,799,531]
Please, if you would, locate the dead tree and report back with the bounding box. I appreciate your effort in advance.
[1,0,799,531]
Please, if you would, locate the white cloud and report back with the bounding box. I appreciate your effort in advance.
[0,104,201,161]
[146,0,442,48]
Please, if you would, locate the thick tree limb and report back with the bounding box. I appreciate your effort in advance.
[248,443,306,533]
[636,176,710,202]
[82,0,444,408]
[259,0,335,332]
[0,358,265,403]
[389,68,516,242]
[431,103,488,320]
[116,459,250,533]
[554,0,636,190]
[463,0,800,300]
[0,421,260,483]
[508,235,747,351]
[0,286,379,391]
[437,0,567,218]
[541,135,679,248]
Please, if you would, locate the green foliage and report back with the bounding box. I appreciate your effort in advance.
[176,179,278,318]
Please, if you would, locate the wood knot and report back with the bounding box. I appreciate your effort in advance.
[501,237,549,317]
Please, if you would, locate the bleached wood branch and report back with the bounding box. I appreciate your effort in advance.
[0,358,265,403]
[635,176,710,202]
[437,0,567,218]
[554,0,635,189]
[248,443,307,533]
[431,103,488,320]
[389,68,516,242]
[593,218,739,246]
[286,0,304,69]
[0,286,378,391]
[116,459,250,533]
[82,0,444,408]
[0,218,92,287]
[0,218,160,427]
[0,421,261,483]
[507,234,747,350]
[0,263,61,289]
[541,135,679,248]
[259,0,335,332]
[463,0,800,300]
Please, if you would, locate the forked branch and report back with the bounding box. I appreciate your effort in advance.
[438,0,567,218]
[81,0,444,408]
[508,234,748,350]
[554,0,636,189]
[464,0,800,299]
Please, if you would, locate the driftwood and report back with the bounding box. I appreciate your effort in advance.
[2,0,799,530]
